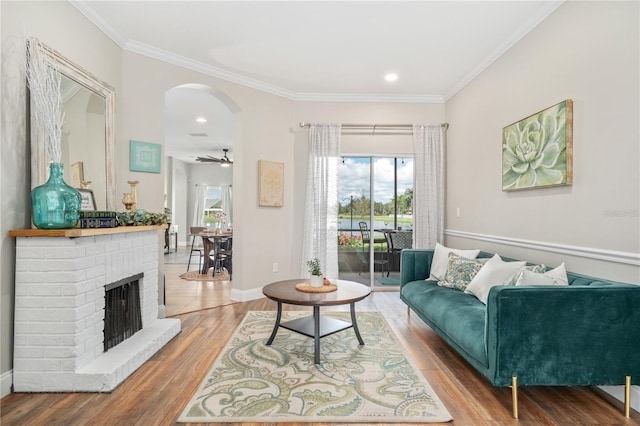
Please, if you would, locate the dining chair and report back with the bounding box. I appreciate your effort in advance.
[359,221,386,249]
[389,230,413,271]
[358,222,388,276]
[186,226,207,272]
[214,237,232,279]
[202,236,218,275]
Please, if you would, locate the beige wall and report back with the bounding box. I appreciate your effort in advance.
[445,1,639,283]
[0,1,122,390]
[119,52,298,299]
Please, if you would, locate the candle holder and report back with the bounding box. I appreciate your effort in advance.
[127,180,139,210]
[122,192,135,210]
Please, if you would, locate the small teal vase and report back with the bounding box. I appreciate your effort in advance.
[31,163,81,229]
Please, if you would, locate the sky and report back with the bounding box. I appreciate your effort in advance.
[338,157,414,206]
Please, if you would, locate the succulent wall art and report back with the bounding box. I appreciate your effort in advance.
[502,99,573,191]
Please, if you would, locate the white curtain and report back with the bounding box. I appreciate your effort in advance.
[192,183,206,228]
[301,124,341,279]
[413,124,445,249]
[221,184,232,227]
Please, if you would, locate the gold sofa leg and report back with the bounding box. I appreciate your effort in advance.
[625,375,631,418]
[512,376,518,419]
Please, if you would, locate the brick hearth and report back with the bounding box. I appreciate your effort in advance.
[11,227,180,392]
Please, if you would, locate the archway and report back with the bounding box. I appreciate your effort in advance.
[163,84,241,316]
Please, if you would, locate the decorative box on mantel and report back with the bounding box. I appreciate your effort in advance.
[8,225,181,392]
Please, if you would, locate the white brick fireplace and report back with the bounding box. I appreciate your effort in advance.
[11,226,181,392]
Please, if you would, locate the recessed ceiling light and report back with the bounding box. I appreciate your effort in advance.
[384,73,398,82]
[196,117,207,123]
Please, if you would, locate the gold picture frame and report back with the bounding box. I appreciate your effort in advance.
[258,160,284,207]
[502,99,573,191]
[70,161,84,188]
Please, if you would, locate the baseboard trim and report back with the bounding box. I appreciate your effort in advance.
[1,369,12,398]
[230,287,264,303]
[445,229,640,266]
[158,304,166,319]
[599,384,640,414]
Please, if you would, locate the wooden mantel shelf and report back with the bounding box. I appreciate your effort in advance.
[8,224,167,238]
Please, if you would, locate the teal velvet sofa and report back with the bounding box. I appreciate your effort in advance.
[400,249,640,418]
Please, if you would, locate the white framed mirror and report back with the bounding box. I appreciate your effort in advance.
[29,38,116,210]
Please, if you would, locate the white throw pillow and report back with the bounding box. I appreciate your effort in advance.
[464,254,526,304]
[428,243,480,281]
[505,264,546,286]
[515,263,569,286]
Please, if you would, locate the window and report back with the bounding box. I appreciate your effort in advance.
[338,156,414,287]
[338,157,414,234]
[203,186,223,222]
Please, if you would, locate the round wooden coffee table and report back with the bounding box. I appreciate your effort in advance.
[262,279,371,364]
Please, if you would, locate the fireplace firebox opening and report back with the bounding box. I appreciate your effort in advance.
[104,273,143,351]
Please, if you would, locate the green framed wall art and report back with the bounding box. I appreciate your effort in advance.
[130,140,161,173]
[502,99,573,191]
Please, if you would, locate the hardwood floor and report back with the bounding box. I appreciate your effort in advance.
[1,291,638,425]
[163,246,236,316]
[163,263,236,317]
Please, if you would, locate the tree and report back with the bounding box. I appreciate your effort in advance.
[396,188,413,214]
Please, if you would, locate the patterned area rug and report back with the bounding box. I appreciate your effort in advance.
[179,269,229,281]
[177,311,452,423]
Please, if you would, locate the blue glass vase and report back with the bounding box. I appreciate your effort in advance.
[31,163,81,229]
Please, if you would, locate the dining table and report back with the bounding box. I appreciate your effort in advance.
[197,231,233,275]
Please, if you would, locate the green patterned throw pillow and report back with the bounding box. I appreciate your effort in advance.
[438,253,490,291]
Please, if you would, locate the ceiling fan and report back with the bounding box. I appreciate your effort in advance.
[196,149,233,166]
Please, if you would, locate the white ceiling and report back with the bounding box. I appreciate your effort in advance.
[164,85,234,163]
[71,0,563,163]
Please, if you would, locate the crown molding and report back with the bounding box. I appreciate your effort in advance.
[443,1,565,101]
[123,40,299,100]
[68,0,128,47]
[294,93,444,103]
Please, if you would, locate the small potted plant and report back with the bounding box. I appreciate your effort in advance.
[306,258,323,287]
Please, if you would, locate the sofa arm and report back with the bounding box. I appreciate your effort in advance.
[400,249,434,287]
[485,284,640,387]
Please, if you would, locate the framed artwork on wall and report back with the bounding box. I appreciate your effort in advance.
[258,160,284,207]
[130,140,161,173]
[70,161,84,188]
[502,99,573,191]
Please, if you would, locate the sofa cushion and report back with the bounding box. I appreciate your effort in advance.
[402,280,488,366]
[438,253,489,291]
[464,254,526,304]
[428,243,480,281]
[505,263,546,286]
[516,263,568,286]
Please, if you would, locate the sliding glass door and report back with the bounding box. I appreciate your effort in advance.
[337,156,414,288]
